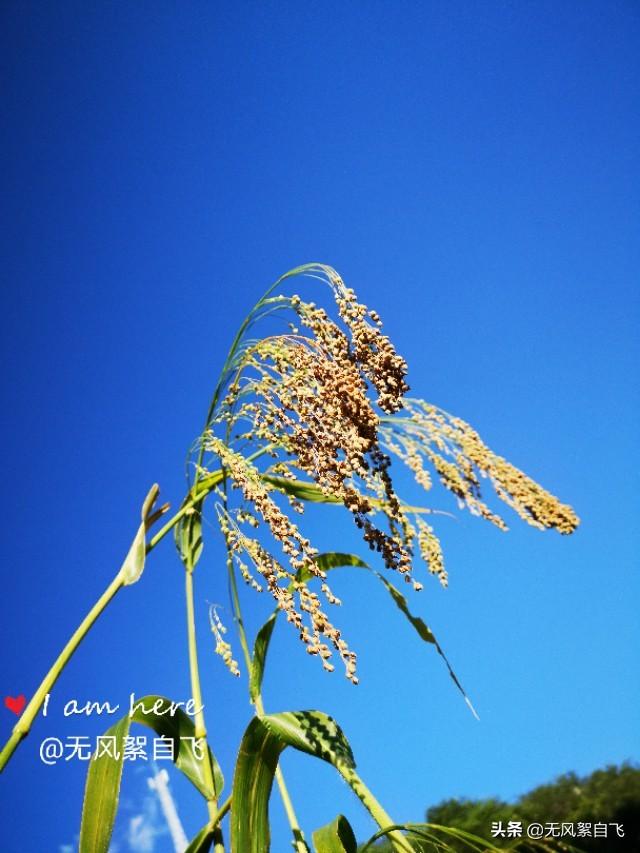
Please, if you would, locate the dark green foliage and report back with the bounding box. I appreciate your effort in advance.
[360,764,640,852]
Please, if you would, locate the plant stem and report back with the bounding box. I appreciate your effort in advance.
[253,692,309,853]
[337,764,414,853]
[273,766,308,851]
[0,571,124,772]
[213,794,232,826]
[185,567,225,852]
[0,474,226,774]
[226,551,310,853]
[228,550,409,853]
[226,550,253,673]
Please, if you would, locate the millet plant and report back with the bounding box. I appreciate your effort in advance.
[0,264,579,853]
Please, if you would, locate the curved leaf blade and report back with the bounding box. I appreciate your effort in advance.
[175,507,204,572]
[371,573,478,719]
[360,822,505,853]
[312,815,357,853]
[79,716,129,853]
[314,553,368,570]
[262,711,355,768]
[312,553,477,718]
[231,710,355,853]
[261,474,437,521]
[129,695,224,797]
[250,550,475,722]
[260,475,341,504]
[250,610,278,702]
[79,695,223,853]
[231,717,280,851]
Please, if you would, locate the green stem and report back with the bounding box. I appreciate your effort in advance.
[185,568,224,851]
[226,549,253,674]
[0,472,227,774]
[226,551,309,853]
[195,795,232,851]
[337,765,415,853]
[214,794,232,826]
[253,692,309,853]
[0,571,124,772]
[228,519,408,851]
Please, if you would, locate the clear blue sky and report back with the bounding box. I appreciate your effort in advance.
[1,2,638,851]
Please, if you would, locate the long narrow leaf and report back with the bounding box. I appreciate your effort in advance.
[250,610,278,702]
[231,711,355,853]
[130,695,224,797]
[311,552,369,573]
[78,716,129,853]
[79,695,223,853]
[261,474,342,504]
[251,552,475,719]
[319,554,476,716]
[372,574,478,719]
[261,474,440,518]
[361,822,508,853]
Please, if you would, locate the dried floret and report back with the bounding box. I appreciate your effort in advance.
[198,265,578,684]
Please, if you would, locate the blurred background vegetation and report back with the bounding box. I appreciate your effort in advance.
[360,763,639,852]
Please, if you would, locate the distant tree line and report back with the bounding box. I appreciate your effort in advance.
[360,763,639,852]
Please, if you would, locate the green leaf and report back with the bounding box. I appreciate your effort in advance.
[231,711,356,853]
[250,549,475,718]
[260,474,436,520]
[373,573,436,644]
[185,824,215,853]
[260,474,342,503]
[129,695,224,797]
[78,716,129,853]
[175,506,204,572]
[360,822,505,853]
[297,552,368,583]
[262,711,355,768]
[311,552,368,571]
[250,610,278,702]
[119,484,168,586]
[250,554,366,700]
[313,815,357,852]
[313,553,477,718]
[79,695,223,853]
[373,574,478,719]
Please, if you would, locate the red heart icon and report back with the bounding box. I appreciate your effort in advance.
[4,695,26,716]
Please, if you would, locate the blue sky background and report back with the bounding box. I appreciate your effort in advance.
[1,2,638,851]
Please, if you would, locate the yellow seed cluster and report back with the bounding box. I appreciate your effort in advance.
[225,321,415,583]
[326,271,409,414]
[380,400,579,535]
[416,518,447,587]
[208,437,359,681]
[201,266,578,684]
[208,605,240,678]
